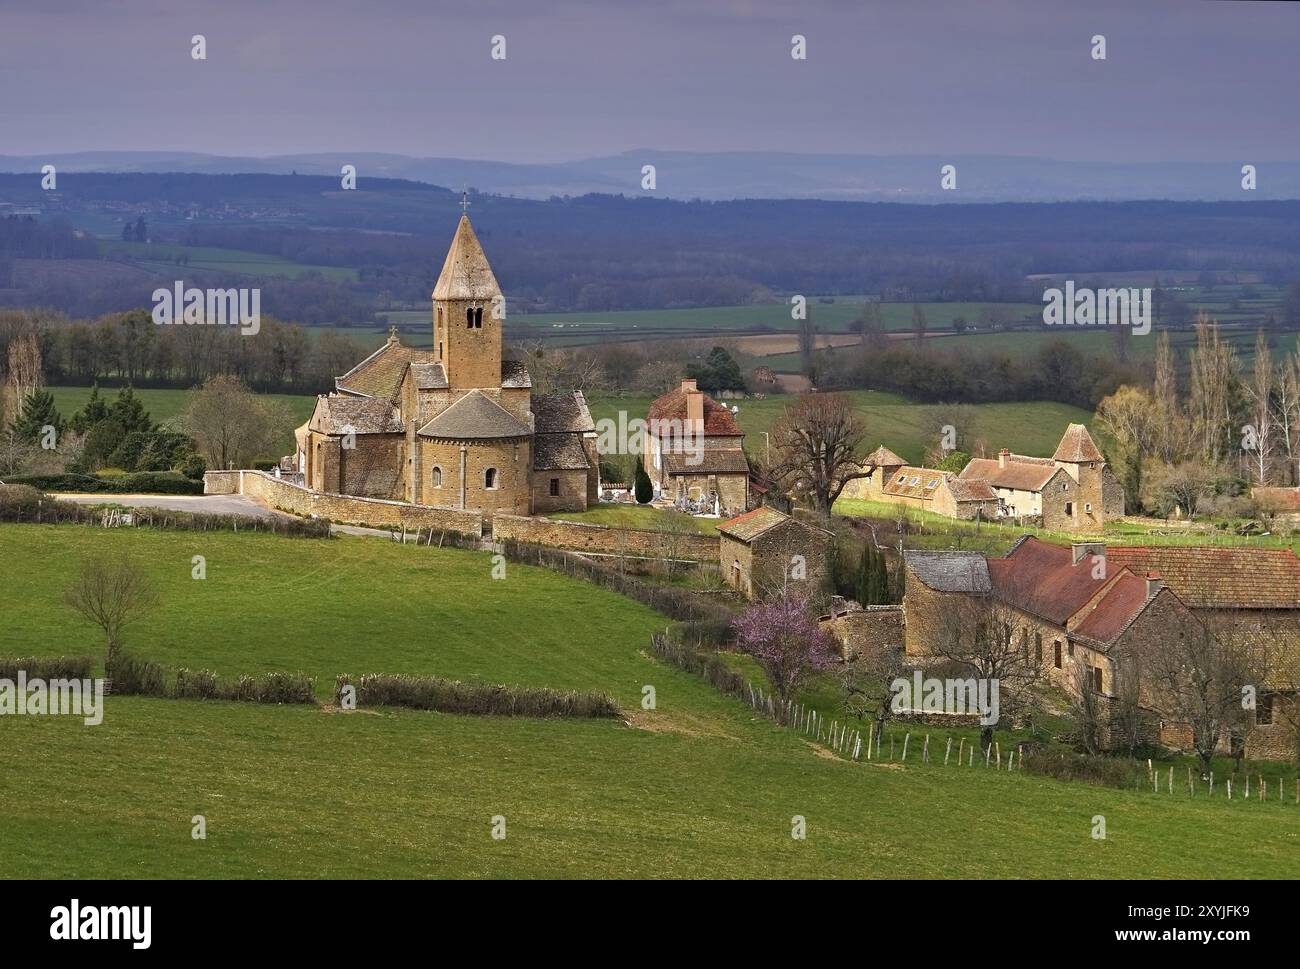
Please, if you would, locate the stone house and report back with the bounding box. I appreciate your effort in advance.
[900,536,1300,759]
[717,506,832,600]
[958,424,1124,532]
[645,378,749,516]
[296,214,599,515]
[841,445,1000,519]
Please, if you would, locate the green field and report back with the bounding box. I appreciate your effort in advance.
[47,385,316,429]
[2,522,1298,879]
[549,505,721,535]
[587,390,1095,467]
[99,240,359,283]
[372,301,1044,349]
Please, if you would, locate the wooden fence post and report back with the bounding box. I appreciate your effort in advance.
[902,733,910,761]
[945,737,952,766]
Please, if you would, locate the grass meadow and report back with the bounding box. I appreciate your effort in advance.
[2,522,1298,878]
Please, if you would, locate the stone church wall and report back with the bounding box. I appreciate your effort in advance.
[493,514,718,561]
[205,470,484,536]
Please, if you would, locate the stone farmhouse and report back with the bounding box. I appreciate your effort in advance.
[845,445,999,520]
[294,215,599,515]
[644,378,750,516]
[843,424,1124,533]
[897,537,1300,759]
[717,506,832,600]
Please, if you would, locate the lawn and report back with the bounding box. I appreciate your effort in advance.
[549,504,721,535]
[2,522,1299,878]
[0,525,667,703]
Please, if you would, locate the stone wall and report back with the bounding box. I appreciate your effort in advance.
[493,513,718,561]
[204,470,483,536]
[821,606,905,659]
[530,468,589,514]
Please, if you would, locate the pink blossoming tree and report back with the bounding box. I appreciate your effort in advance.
[733,590,838,714]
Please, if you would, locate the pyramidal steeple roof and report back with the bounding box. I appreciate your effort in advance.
[433,215,500,301]
[1053,423,1104,463]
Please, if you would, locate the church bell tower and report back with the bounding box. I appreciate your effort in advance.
[432,203,503,389]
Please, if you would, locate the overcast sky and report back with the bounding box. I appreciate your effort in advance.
[2,0,1297,162]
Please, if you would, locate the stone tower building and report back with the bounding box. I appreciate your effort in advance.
[297,213,599,515]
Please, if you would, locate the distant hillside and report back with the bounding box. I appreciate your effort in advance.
[4,150,1300,202]
[2,172,1299,321]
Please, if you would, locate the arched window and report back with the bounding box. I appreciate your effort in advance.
[431,466,442,488]
[474,307,484,327]
[484,467,498,489]
[466,307,474,327]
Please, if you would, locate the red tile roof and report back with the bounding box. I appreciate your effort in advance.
[1072,573,1150,643]
[1105,546,1300,609]
[961,457,1062,493]
[647,386,742,436]
[989,537,1113,625]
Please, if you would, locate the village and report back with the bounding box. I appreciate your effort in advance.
[187,213,1300,774]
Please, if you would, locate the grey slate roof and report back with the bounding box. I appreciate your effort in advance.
[501,360,532,389]
[904,550,992,593]
[410,362,448,390]
[531,391,594,433]
[418,390,532,440]
[533,434,590,471]
[309,396,404,435]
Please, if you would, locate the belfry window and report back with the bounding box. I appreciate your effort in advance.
[474,307,484,327]
[485,467,498,490]
[466,307,474,327]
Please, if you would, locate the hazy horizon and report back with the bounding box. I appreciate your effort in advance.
[2,0,1297,163]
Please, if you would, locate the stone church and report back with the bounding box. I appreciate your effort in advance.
[296,214,599,515]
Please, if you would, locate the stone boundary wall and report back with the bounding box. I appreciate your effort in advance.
[493,514,719,561]
[204,470,483,536]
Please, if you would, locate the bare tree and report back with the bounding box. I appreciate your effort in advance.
[769,392,871,519]
[1068,660,1104,754]
[181,374,287,470]
[1142,606,1283,775]
[2,332,42,432]
[839,640,907,741]
[64,552,159,662]
[1187,317,1239,464]
[1243,329,1274,485]
[929,574,1044,748]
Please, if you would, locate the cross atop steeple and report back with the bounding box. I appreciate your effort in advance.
[387,324,399,343]
[460,189,471,215]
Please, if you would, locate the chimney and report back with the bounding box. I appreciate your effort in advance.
[997,448,1010,469]
[1071,541,1105,566]
[1146,571,1163,597]
[684,380,704,431]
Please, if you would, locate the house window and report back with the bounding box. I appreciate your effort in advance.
[1085,502,1092,513]
[549,477,560,497]
[431,466,443,488]
[1067,642,1074,658]
[485,467,498,489]
[1054,642,1062,669]
[1091,667,1103,693]
[1064,501,1073,517]
[1258,693,1274,725]
[1035,632,1043,664]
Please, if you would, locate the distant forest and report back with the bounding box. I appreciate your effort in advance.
[1,172,1299,322]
